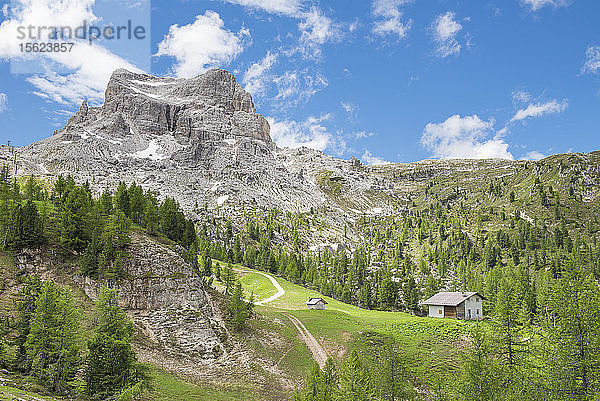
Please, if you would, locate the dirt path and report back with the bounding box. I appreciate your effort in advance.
[284,313,328,368]
[234,269,285,305]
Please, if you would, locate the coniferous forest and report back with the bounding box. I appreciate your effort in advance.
[1,157,600,400]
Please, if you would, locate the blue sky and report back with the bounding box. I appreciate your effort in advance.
[0,0,599,163]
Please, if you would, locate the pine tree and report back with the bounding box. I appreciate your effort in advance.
[458,323,501,401]
[336,349,379,401]
[544,265,600,399]
[85,288,150,398]
[114,181,130,217]
[376,338,416,401]
[13,275,43,372]
[144,196,159,235]
[57,186,91,252]
[25,282,80,393]
[227,281,252,331]
[222,262,236,295]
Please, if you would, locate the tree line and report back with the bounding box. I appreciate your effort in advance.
[0,277,148,398]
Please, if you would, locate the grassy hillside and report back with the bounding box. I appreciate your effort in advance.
[214,261,473,393]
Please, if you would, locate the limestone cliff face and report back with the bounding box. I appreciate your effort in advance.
[20,68,272,173]
[16,232,226,361]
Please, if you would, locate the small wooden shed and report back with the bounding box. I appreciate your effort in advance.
[305,297,328,310]
[421,292,484,320]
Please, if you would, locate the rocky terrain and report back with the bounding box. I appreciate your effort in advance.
[13,231,226,363]
[2,67,600,250]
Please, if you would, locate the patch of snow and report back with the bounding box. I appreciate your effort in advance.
[130,140,167,160]
[223,138,236,146]
[369,207,383,214]
[217,195,229,206]
[105,137,123,145]
[79,132,90,140]
[38,163,49,174]
[131,79,176,87]
[129,86,164,100]
[61,141,73,144]
[210,182,221,192]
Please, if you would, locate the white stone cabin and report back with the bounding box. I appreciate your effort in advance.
[421,292,484,320]
[305,297,328,310]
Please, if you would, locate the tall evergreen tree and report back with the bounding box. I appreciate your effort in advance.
[85,288,150,399]
[25,282,80,393]
[544,265,600,400]
[336,349,379,401]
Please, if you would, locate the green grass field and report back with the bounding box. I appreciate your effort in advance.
[148,368,256,401]
[213,262,474,387]
[237,270,277,301]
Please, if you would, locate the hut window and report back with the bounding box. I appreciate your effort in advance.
[438,309,442,314]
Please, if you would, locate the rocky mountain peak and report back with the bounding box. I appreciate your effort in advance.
[21,68,273,173]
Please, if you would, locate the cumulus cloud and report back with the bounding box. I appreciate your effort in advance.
[371,0,413,39]
[267,114,334,151]
[510,99,568,123]
[0,0,141,105]
[421,114,514,160]
[362,150,391,165]
[431,11,463,58]
[220,0,304,16]
[242,51,278,97]
[581,46,600,75]
[0,93,7,112]
[523,150,546,160]
[156,11,248,78]
[521,0,570,11]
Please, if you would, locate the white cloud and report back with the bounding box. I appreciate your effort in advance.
[341,102,354,114]
[362,150,391,165]
[221,0,304,17]
[242,52,327,107]
[156,11,248,78]
[353,131,375,139]
[521,0,570,11]
[273,70,328,106]
[371,0,413,39]
[27,45,140,105]
[297,7,342,58]
[242,51,278,97]
[522,150,546,160]
[267,114,333,151]
[431,11,463,58]
[222,1,340,59]
[512,90,532,103]
[582,46,600,75]
[510,99,568,123]
[341,101,359,120]
[0,0,140,105]
[0,93,7,112]
[421,114,514,160]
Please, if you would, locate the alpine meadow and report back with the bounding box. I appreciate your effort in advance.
[1,1,600,400]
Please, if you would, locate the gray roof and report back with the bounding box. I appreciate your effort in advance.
[421,292,483,306]
[306,297,328,305]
